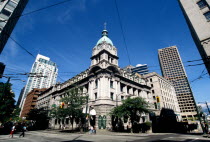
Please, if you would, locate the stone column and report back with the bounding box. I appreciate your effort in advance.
[124,85,127,95]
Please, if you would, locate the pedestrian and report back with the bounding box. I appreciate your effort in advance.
[89,126,93,134]
[9,124,16,138]
[93,126,96,134]
[19,124,27,137]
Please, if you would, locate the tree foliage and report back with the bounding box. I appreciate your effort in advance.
[0,82,16,123]
[49,88,87,129]
[26,108,49,130]
[110,97,150,131]
[111,97,150,117]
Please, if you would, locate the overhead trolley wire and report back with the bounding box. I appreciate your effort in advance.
[0,0,73,23]
[9,36,36,58]
[114,0,131,65]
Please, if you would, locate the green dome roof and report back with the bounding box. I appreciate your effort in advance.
[96,30,113,46]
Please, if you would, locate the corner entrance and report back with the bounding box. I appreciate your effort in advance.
[98,115,106,129]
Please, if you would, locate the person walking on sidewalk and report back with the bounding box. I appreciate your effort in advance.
[9,124,16,138]
[19,124,27,137]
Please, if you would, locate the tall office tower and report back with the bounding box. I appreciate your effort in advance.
[179,0,210,75]
[0,0,29,54]
[19,54,58,108]
[16,86,25,106]
[132,64,149,75]
[158,46,197,121]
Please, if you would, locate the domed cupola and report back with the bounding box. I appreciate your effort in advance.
[90,25,119,68]
[96,30,113,46]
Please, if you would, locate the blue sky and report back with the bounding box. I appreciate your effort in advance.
[0,0,209,106]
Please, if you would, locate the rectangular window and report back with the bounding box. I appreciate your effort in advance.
[110,93,114,101]
[1,9,11,17]
[110,81,114,88]
[95,79,98,88]
[121,96,124,100]
[127,86,130,94]
[95,93,97,100]
[150,78,152,82]
[120,83,124,92]
[204,11,210,21]
[197,0,207,9]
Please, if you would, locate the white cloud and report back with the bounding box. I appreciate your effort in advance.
[57,0,87,24]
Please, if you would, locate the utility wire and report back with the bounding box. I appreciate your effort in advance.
[0,0,72,23]
[114,0,131,65]
[58,75,65,82]
[9,36,36,58]
[185,58,203,63]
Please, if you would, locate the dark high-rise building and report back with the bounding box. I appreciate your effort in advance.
[16,86,25,107]
[158,46,197,121]
[0,0,29,54]
[179,0,210,75]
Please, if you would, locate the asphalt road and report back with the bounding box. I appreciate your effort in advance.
[0,131,210,142]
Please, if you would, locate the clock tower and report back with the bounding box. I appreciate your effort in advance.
[90,29,119,68]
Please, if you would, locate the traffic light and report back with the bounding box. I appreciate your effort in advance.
[60,102,64,108]
[156,96,160,103]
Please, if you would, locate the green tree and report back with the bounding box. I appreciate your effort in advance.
[26,108,49,130]
[50,88,87,130]
[0,82,16,123]
[11,107,21,122]
[110,97,150,132]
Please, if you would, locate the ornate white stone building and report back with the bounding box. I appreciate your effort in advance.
[143,72,181,118]
[37,29,154,129]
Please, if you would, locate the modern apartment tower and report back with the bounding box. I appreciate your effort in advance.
[158,46,197,121]
[132,64,149,75]
[0,0,29,54]
[19,54,58,108]
[179,0,210,75]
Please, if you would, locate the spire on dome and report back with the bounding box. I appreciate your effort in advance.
[102,22,108,37]
[96,23,113,46]
[104,22,107,30]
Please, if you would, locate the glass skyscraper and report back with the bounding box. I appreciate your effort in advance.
[131,64,149,75]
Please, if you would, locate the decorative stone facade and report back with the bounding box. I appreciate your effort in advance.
[36,29,153,129]
[143,72,181,119]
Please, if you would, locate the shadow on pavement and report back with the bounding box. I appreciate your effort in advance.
[61,135,92,142]
[61,140,92,142]
[149,139,210,142]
